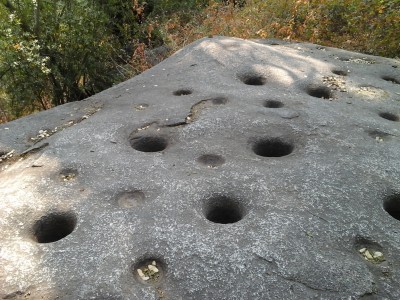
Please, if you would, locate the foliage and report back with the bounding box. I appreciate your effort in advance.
[0,0,117,119]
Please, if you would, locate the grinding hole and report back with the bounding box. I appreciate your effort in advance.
[306,85,332,99]
[367,130,389,142]
[240,75,267,86]
[379,112,399,122]
[197,154,225,168]
[32,212,77,243]
[203,195,245,224]
[264,100,284,108]
[133,258,165,285]
[332,69,347,76]
[130,136,168,152]
[383,193,400,221]
[117,190,145,208]
[173,89,192,96]
[382,76,399,84]
[59,168,78,181]
[354,236,385,264]
[252,138,294,157]
[211,97,228,105]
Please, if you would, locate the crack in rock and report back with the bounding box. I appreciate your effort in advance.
[29,104,103,144]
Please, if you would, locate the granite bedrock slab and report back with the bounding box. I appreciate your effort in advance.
[0,36,400,300]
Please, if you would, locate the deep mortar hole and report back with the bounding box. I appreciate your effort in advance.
[238,71,267,86]
[241,75,267,86]
[133,258,165,286]
[264,100,284,108]
[379,112,399,122]
[252,138,294,157]
[307,85,332,99]
[382,76,400,84]
[383,193,400,221]
[332,69,348,76]
[203,195,245,224]
[173,89,192,96]
[33,212,77,243]
[197,154,225,168]
[130,136,168,152]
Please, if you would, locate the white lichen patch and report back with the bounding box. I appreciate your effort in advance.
[359,248,385,264]
[323,76,347,92]
[335,56,376,64]
[356,86,389,99]
[0,150,15,162]
[134,104,149,111]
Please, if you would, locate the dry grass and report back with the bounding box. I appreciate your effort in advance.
[159,0,399,58]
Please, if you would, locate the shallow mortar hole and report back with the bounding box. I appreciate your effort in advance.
[117,190,145,208]
[197,154,225,168]
[32,212,77,243]
[59,168,78,181]
[383,193,400,221]
[307,85,332,99]
[382,76,400,84]
[130,136,168,152]
[203,195,245,224]
[173,89,192,96]
[133,258,165,285]
[263,100,284,108]
[332,69,348,76]
[367,130,389,142]
[252,138,294,157]
[379,112,399,122]
[211,97,228,105]
[354,236,385,264]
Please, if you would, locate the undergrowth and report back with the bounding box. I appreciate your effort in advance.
[160,0,399,58]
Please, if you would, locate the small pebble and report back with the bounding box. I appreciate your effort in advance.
[365,250,373,260]
[148,265,159,273]
[137,269,149,281]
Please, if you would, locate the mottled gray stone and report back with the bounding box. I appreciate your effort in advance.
[1,36,400,300]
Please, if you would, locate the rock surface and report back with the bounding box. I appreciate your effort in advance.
[1,36,400,299]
